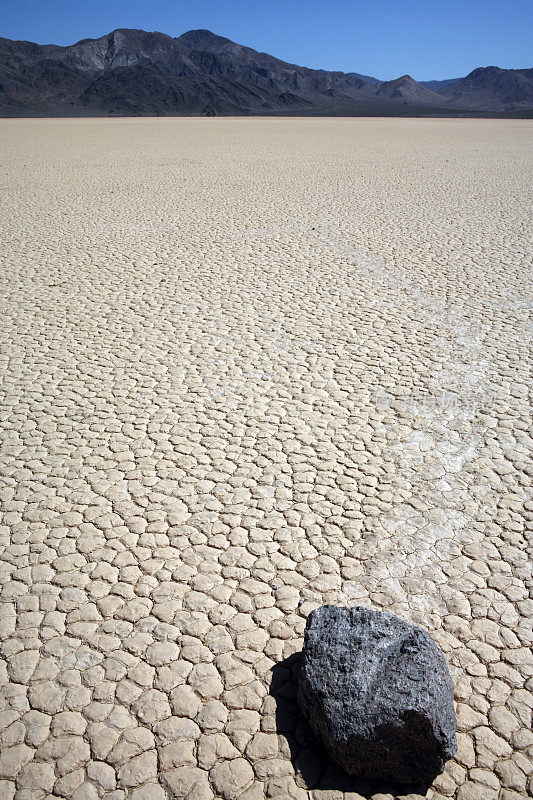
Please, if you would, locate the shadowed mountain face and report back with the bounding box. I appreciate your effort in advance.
[0,28,531,116]
[427,66,533,109]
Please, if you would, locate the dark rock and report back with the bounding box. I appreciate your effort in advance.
[298,605,457,785]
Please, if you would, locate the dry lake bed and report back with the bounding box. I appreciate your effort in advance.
[0,117,531,800]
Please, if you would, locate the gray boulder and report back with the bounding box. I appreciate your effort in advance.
[298,605,457,784]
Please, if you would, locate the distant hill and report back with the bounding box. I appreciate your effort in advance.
[420,77,462,91]
[346,72,381,84]
[425,66,533,110]
[0,28,531,116]
[375,74,448,104]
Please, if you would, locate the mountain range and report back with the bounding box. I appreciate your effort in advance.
[1,27,531,117]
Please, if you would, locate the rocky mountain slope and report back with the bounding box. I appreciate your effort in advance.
[427,66,533,110]
[0,28,531,116]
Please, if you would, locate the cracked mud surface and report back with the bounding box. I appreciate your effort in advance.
[0,117,531,800]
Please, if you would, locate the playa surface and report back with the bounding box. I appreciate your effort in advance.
[0,117,531,800]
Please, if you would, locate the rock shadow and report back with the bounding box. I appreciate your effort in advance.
[270,652,436,798]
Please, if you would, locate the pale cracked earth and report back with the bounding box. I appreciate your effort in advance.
[0,117,531,800]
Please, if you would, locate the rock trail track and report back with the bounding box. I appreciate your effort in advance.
[0,117,531,799]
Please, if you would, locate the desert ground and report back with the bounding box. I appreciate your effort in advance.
[0,117,531,800]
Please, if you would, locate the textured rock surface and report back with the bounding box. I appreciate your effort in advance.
[1,29,532,117]
[298,605,457,783]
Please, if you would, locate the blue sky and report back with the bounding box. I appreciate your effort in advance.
[2,0,532,80]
